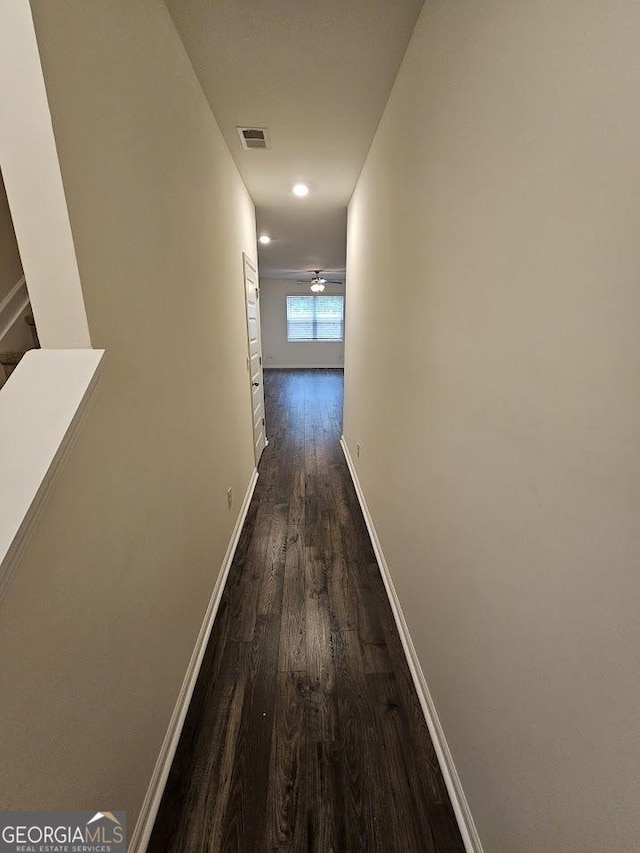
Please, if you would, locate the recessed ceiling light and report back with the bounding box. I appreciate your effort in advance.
[258,235,271,244]
[292,183,309,197]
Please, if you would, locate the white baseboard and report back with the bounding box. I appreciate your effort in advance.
[340,438,483,853]
[128,467,259,852]
[263,364,344,370]
[0,275,29,343]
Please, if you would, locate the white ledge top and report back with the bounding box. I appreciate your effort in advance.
[0,348,105,598]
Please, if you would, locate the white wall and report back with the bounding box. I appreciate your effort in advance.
[260,278,345,368]
[343,2,640,851]
[0,0,257,829]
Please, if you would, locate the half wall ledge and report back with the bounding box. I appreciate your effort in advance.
[0,348,105,602]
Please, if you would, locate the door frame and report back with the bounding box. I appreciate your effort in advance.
[242,252,267,464]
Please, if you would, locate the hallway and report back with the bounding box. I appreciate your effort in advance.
[149,369,464,852]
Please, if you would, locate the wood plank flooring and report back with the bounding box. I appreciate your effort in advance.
[149,369,465,853]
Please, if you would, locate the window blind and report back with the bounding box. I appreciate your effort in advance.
[286,295,344,342]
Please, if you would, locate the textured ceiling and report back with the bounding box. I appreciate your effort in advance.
[164,0,424,279]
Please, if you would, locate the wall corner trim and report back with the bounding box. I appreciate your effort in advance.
[129,466,260,852]
[340,436,484,853]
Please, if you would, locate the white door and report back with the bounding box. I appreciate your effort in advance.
[243,253,267,464]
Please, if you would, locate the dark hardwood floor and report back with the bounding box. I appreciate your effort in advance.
[149,369,465,853]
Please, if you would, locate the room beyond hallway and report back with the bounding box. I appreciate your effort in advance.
[149,369,464,852]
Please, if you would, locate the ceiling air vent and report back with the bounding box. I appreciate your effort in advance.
[237,127,271,150]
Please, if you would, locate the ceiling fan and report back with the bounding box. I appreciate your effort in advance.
[296,270,343,292]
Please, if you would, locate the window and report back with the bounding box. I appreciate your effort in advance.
[286,294,344,342]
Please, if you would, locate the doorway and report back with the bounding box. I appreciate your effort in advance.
[243,252,267,464]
